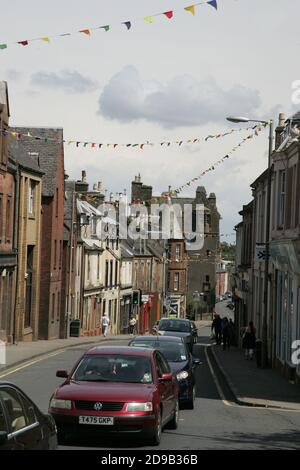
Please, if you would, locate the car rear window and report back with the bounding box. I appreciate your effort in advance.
[72,354,153,384]
[159,320,191,332]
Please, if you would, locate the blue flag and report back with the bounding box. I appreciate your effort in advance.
[207,0,218,10]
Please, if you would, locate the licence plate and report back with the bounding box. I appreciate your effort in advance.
[79,416,114,425]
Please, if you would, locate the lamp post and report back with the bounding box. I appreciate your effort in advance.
[227,116,274,368]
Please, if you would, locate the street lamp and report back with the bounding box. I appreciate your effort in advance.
[226,116,274,368]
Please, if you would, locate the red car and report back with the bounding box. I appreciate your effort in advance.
[49,346,179,446]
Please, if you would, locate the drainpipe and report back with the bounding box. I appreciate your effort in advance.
[12,161,20,344]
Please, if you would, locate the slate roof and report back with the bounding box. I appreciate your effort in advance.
[9,145,44,176]
[9,127,63,197]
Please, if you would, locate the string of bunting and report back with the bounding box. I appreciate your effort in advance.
[173,124,267,194]
[3,125,261,151]
[0,1,218,51]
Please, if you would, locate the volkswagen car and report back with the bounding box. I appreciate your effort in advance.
[49,346,179,446]
[129,336,200,409]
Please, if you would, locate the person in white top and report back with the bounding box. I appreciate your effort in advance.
[129,314,137,336]
[102,314,110,337]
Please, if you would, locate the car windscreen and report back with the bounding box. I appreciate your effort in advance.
[157,342,188,362]
[72,354,153,384]
[158,320,191,333]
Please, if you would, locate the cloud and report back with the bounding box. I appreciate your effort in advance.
[31,70,97,94]
[98,66,262,129]
[6,69,23,81]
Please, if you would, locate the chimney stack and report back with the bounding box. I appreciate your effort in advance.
[275,112,286,150]
[82,170,87,183]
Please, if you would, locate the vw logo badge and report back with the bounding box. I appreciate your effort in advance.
[94,402,103,411]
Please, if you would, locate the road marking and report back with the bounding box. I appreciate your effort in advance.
[204,346,300,413]
[0,349,66,379]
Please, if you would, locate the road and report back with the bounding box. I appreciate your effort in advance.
[1,326,300,450]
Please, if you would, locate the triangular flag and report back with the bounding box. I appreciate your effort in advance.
[144,16,153,24]
[207,0,218,10]
[80,29,91,36]
[184,5,195,16]
[163,11,173,19]
[101,25,110,32]
[123,22,131,30]
[41,37,50,43]
[18,40,29,46]
[0,44,7,50]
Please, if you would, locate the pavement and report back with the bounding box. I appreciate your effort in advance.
[209,301,300,411]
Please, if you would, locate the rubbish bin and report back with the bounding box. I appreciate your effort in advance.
[69,320,81,337]
[256,339,262,368]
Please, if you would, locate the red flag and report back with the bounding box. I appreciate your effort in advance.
[18,40,28,46]
[164,11,173,19]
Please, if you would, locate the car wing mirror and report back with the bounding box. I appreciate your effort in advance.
[192,358,201,365]
[56,370,69,378]
[159,373,173,382]
[0,431,8,445]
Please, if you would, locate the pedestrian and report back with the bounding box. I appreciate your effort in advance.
[242,321,256,360]
[102,313,110,338]
[211,313,222,345]
[222,317,231,351]
[229,319,237,346]
[129,314,137,336]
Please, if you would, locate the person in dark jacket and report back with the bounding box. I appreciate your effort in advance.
[211,314,222,345]
[242,322,256,360]
[222,317,230,351]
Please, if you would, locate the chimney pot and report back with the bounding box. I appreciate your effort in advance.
[82,170,87,182]
[278,113,285,127]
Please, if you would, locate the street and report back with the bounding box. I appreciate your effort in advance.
[2,326,300,450]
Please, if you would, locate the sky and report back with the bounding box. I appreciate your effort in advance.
[1,0,300,242]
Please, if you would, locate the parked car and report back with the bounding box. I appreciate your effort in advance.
[129,335,201,409]
[155,318,198,352]
[0,381,57,450]
[49,346,179,446]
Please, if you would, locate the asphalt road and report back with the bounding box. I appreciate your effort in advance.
[2,326,300,450]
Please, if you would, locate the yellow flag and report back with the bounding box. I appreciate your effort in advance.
[144,16,153,24]
[184,5,195,15]
[41,37,50,43]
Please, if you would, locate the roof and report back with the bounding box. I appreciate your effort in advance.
[9,127,64,197]
[250,168,269,188]
[85,345,154,357]
[64,180,76,240]
[9,146,44,176]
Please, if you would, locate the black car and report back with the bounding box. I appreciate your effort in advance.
[0,381,57,450]
[155,318,198,352]
[129,335,200,409]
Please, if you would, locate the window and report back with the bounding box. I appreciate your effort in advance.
[174,272,179,291]
[59,240,62,270]
[278,170,286,228]
[52,293,55,322]
[5,196,11,243]
[25,246,34,328]
[167,272,171,291]
[110,260,113,287]
[175,244,181,261]
[54,240,57,270]
[97,253,100,280]
[91,216,97,237]
[105,261,109,287]
[115,260,118,286]
[109,299,112,317]
[87,255,91,282]
[28,180,35,215]
[0,388,27,433]
[56,188,59,217]
[102,299,106,316]
[57,291,60,320]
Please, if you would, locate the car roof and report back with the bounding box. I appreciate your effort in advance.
[159,317,190,322]
[132,335,184,343]
[85,345,154,357]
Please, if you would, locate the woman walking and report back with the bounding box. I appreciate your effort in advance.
[242,321,256,360]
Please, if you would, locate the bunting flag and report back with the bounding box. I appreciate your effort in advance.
[184,5,196,15]
[0,1,218,52]
[4,125,261,150]
[172,125,267,194]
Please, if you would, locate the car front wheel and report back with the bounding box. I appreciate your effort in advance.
[150,410,162,446]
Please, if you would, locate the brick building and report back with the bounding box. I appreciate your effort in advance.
[10,128,65,340]
[0,82,17,343]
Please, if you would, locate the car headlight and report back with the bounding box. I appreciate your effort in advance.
[50,398,72,410]
[176,371,189,381]
[125,402,153,412]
